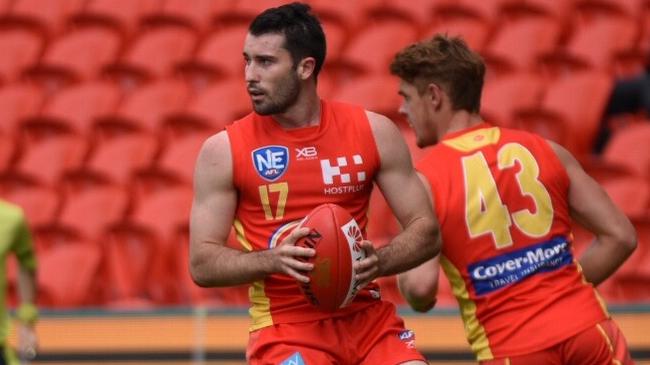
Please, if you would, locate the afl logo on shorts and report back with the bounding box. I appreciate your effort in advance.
[252,145,289,182]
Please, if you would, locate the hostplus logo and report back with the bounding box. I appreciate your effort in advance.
[320,154,368,195]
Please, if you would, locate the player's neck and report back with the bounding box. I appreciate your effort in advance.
[441,111,483,138]
[272,88,321,129]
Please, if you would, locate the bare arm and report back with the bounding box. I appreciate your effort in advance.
[189,131,314,287]
[549,141,637,285]
[355,112,440,281]
[398,172,441,312]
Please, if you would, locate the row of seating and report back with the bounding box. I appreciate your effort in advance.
[0,0,647,86]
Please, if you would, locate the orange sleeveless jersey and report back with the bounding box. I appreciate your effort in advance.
[226,100,382,331]
[416,123,609,360]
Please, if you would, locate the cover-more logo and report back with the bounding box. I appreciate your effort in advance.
[320,154,366,185]
[252,145,289,182]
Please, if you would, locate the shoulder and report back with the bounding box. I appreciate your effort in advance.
[365,111,401,142]
[0,200,26,227]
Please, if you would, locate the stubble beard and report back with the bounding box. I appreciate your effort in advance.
[252,73,301,116]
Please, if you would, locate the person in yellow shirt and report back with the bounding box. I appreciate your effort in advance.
[0,199,38,364]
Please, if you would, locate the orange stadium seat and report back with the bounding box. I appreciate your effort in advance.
[483,16,562,74]
[331,75,401,120]
[481,72,546,127]
[433,0,504,22]
[602,122,650,178]
[574,0,645,20]
[499,0,575,21]
[69,0,157,36]
[179,78,250,130]
[0,173,60,229]
[24,81,121,135]
[364,0,438,29]
[606,219,650,302]
[185,24,248,82]
[130,183,192,242]
[85,131,158,185]
[0,0,83,37]
[15,131,86,186]
[102,224,161,307]
[600,176,650,220]
[27,27,121,85]
[340,20,418,75]
[157,133,209,184]
[140,0,216,31]
[102,79,190,133]
[57,172,129,239]
[0,82,44,134]
[38,238,103,308]
[308,0,373,32]
[0,28,43,83]
[561,16,639,72]
[514,71,613,156]
[109,26,197,81]
[422,16,491,53]
[321,18,347,62]
[0,131,14,171]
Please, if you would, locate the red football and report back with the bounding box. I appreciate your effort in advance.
[296,203,366,312]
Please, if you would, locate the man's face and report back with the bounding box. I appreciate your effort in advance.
[243,32,301,115]
[398,80,438,147]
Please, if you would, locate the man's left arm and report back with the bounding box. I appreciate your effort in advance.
[13,214,38,359]
[354,112,441,284]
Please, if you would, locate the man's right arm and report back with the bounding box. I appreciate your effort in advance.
[549,141,637,285]
[189,131,314,287]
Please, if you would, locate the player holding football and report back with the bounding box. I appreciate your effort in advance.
[391,34,637,364]
[189,3,439,364]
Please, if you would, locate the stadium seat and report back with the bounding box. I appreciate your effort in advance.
[15,131,87,186]
[607,219,650,302]
[366,188,400,248]
[215,0,287,27]
[331,75,401,120]
[85,131,158,185]
[433,0,503,22]
[0,28,43,83]
[480,72,546,127]
[340,20,418,75]
[157,133,209,184]
[68,0,157,36]
[422,16,491,53]
[57,172,129,239]
[602,122,650,178]
[600,176,650,220]
[129,183,192,240]
[27,27,121,85]
[308,0,373,32]
[101,223,161,306]
[0,0,83,37]
[574,0,644,20]
[38,238,103,308]
[483,16,562,74]
[499,0,575,21]
[140,0,216,31]
[23,81,121,135]
[183,24,248,82]
[321,18,347,62]
[558,16,639,72]
[178,78,250,131]
[0,173,60,229]
[101,79,190,133]
[108,26,197,82]
[0,82,44,134]
[0,130,15,172]
[514,71,613,156]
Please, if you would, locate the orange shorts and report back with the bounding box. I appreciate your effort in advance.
[246,301,425,365]
[480,319,634,365]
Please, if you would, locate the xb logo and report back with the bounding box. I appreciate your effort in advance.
[295,146,317,160]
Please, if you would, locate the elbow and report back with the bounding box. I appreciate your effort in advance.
[189,257,214,288]
[618,221,638,256]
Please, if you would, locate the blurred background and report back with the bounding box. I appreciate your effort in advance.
[0,0,648,363]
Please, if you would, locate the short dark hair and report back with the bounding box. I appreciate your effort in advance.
[249,2,326,79]
[390,34,485,113]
